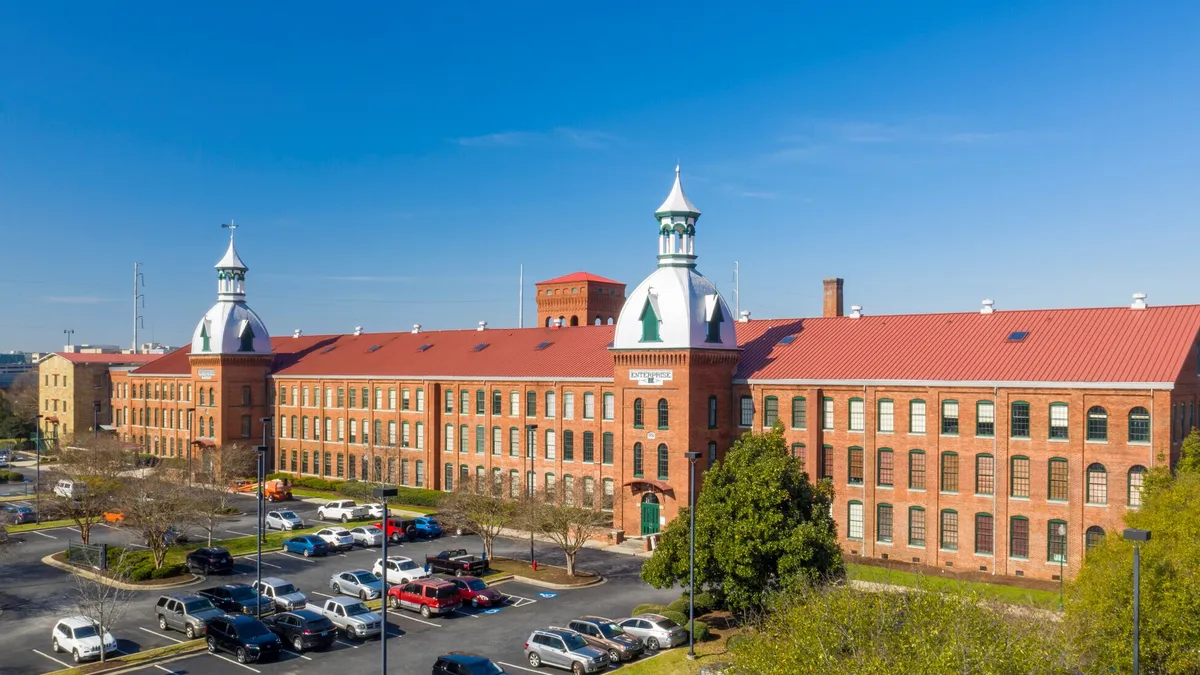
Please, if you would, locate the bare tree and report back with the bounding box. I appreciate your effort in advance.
[120,474,194,569]
[44,439,127,545]
[188,442,257,546]
[70,549,134,664]
[440,473,516,560]
[530,477,611,577]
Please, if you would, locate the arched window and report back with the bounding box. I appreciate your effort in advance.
[444,464,454,492]
[1085,525,1106,551]
[633,399,644,428]
[570,315,579,327]
[657,399,669,429]
[1087,406,1108,441]
[1128,466,1148,507]
[208,418,214,437]
[847,501,864,540]
[1128,407,1151,443]
[656,443,669,480]
[199,389,206,406]
[545,317,552,327]
[606,317,614,325]
[1086,463,1108,504]
[594,317,602,326]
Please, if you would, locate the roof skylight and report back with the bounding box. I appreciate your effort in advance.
[779,335,797,345]
[367,345,382,353]
[472,343,489,352]
[1006,331,1029,342]
[535,341,553,351]
[417,344,433,352]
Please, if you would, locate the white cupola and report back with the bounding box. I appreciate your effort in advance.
[191,226,272,356]
[612,166,737,351]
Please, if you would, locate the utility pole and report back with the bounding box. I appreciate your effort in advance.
[133,263,145,352]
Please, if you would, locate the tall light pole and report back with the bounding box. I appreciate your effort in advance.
[33,414,42,523]
[525,424,537,568]
[684,450,702,660]
[374,486,398,675]
[185,408,196,485]
[63,329,74,347]
[254,441,268,618]
[1057,523,1066,610]
[93,401,101,440]
[1124,528,1152,675]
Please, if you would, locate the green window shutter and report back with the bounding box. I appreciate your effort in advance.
[639,300,661,342]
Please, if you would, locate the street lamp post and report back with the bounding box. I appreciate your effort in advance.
[373,486,399,675]
[185,408,196,485]
[1057,523,1066,610]
[1124,528,1152,675]
[33,414,42,523]
[525,424,538,569]
[93,401,101,440]
[683,450,702,660]
[254,443,268,618]
[259,417,273,543]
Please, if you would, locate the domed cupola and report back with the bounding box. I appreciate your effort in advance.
[613,167,737,351]
[191,225,272,355]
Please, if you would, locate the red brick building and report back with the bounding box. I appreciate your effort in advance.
[109,169,1200,581]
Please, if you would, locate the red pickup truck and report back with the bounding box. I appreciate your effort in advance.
[374,518,417,543]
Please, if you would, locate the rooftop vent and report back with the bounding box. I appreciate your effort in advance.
[367,344,382,353]
[981,299,995,315]
[849,305,863,319]
[293,329,303,338]
[1131,292,1148,310]
[320,345,337,354]
[1007,331,1029,342]
[779,335,797,345]
[478,321,488,331]
[472,343,489,352]
[417,344,432,352]
[412,324,422,334]
[739,310,751,323]
[535,341,553,351]
[354,326,363,336]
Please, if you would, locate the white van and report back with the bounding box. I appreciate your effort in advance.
[53,479,87,499]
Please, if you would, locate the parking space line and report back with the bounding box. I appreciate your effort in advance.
[311,591,334,599]
[209,652,262,673]
[28,529,57,539]
[68,527,81,532]
[154,665,176,674]
[335,639,360,648]
[281,648,312,661]
[274,552,317,563]
[256,559,282,569]
[225,530,256,537]
[139,627,183,644]
[451,609,479,619]
[386,610,442,628]
[32,649,72,669]
[497,662,541,674]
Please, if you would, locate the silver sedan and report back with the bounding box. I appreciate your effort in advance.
[349,526,383,547]
[330,569,383,601]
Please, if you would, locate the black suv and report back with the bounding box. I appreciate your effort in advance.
[186,547,234,575]
[205,614,282,664]
[433,652,509,674]
[198,584,274,616]
[263,610,335,653]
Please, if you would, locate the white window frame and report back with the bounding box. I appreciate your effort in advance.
[911,400,927,434]
[602,392,615,421]
[583,392,596,420]
[879,400,894,433]
[849,399,865,432]
[563,392,575,420]
[545,391,556,419]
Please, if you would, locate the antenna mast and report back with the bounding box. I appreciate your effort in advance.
[733,261,740,318]
[518,264,524,328]
[133,263,145,353]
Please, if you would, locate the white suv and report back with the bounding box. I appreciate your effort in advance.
[51,616,118,663]
[371,556,430,584]
[53,479,86,499]
[265,510,304,530]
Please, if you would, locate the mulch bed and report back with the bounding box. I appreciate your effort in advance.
[487,556,599,586]
[49,551,193,586]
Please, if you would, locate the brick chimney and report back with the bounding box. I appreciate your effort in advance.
[823,278,844,318]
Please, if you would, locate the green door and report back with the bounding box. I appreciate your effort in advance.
[640,501,661,536]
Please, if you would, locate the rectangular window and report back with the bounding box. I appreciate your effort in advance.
[632,443,643,477]
[349,388,357,409]
[388,421,397,445]
[1011,456,1030,497]
[602,432,614,464]
[337,418,345,442]
[335,388,344,408]
[460,424,469,454]
[526,391,537,418]
[1011,402,1030,438]
[909,508,926,546]
[909,451,926,490]
[877,504,893,542]
[416,422,424,449]
[1050,404,1069,439]
[509,428,519,457]
[325,388,333,408]
[910,400,926,434]
[401,388,410,411]
[976,401,995,437]
[941,400,959,435]
[415,388,425,412]
[1049,458,1069,500]
[603,393,614,421]
[657,445,669,480]
[475,425,485,454]
[491,390,501,415]
[941,453,959,492]
[492,427,501,455]
[546,429,556,460]
[975,513,994,554]
[302,388,309,407]
[583,431,595,463]
[563,392,574,419]
[545,392,556,418]
[583,393,595,420]
[446,390,454,414]
[1010,518,1029,558]
[402,421,411,447]
[849,399,864,432]
[602,479,614,511]
[708,396,718,429]
[847,502,864,540]
[1048,521,1067,563]
[822,398,834,430]
[375,388,383,410]
[940,510,958,550]
[1130,408,1150,443]
[878,400,894,432]
[877,449,894,486]
[563,431,574,462]
[415,460,425,488]
[739,396,754,427]
[764,397,779,427]
[791,397,807,429]
[975,454,995,495]
[510,391,519,416]
[848,447,863,484]
[820,445,834,480]
[1129,469,1146,507]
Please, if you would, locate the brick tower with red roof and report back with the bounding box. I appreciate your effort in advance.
[535,272,626,328]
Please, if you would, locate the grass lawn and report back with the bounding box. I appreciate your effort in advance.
[9,518,75,532]
[0,493,35,502]
[44,639,205,674]
[288,488,439,515]
[619,627,739,675]
[848,563,1061,610]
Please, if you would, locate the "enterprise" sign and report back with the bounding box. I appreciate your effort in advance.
[629,369,673,386]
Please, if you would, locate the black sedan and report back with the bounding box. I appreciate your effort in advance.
[205,614,281,664]
[262,610,336,652]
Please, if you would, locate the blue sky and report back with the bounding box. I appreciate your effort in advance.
[3,1,1200,352]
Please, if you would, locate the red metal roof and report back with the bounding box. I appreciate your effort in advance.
[734,305,1200,384]
[536,271,623,286]
[55,352,162,365]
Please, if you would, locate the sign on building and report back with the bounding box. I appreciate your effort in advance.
[629,369,673,386]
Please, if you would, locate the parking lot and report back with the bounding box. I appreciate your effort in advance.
[1,494,677,674]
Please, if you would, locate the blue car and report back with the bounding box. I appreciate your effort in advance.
[0,504,37,525]
[283,535,330,557]
[413,517,443,538]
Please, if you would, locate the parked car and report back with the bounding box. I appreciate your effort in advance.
[413,516,444,538]
[154,594,225,639]
[566,616,644,663]
[361,503,385,519]
[198,584,275,616]
[372,556,430,585]
[254,577,307,611]
[309,597,383,640]
[53,479,86,499]
[265,510,304,530]
[375,517,417,542]
[204,614,281,664]
[0,449,10,467]
[0,503,36,525]
[349,525,384,547]
[524,628,609,674]
[149,525,189,547]
[186,547,234,575]
[262,610,336,653]
[386,578,461,618]
[330,569,384,600]
[102,509,125,524]
[317,500,368,522]
[50,616,118,664]
[616,613,688,651]
[425,549,487,577]
[433,652,509,674]
[315,526,355,552]
[282,535,330,557]
[446,576,505,609]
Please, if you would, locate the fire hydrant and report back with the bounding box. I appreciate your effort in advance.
[532,560,538,572]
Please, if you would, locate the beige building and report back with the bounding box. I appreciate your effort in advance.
[38,353,160,444]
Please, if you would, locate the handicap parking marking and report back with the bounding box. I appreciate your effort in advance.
[31,649,72,669]
[537,592,558,599]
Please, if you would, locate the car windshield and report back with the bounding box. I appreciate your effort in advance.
[396,560,418,570]
[72,625,98,639]
[344,603,371,616]
[351,572,376,584]
[466,580,488,591]
[360,527,381,535]
[598,623,625,638]
[280,512,299,520]
[237,622,271,638]
[274,583,297,595]
[229,586,256,600]
[563,633,588,650]
[185,599,216,612]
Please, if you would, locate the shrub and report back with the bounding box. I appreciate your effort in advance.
[151,563,188,580]
[632,603,668,617]
[337,481,443,508]
[694,591,720,613]
[667,598,691,614]
[660,609,688,627]
[0,470,24,482]
[686,619,710,642]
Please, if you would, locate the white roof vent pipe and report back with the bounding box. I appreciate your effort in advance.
[412,324,421,334]
[354,326,363,336]
[1131,293,1148,310]
[981,299,995,315]
[478,321,488,331]
[849,305,863,319]
[739,310,751,323]
[293,329,302,338]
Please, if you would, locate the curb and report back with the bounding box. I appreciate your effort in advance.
[43,641,207,675]
[509,573,605,590]
[42,554,203,591]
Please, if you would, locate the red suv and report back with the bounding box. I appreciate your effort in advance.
[375,518,416,543]
[446,576,505,609]
[386,579,461,618]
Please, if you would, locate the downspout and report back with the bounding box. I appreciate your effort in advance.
[992,385,997,576]
[864,383,869,558]
[1150,389,1155,469]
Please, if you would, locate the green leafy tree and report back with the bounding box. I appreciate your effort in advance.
[640,424,843,614]
[1066,464,1200,674]
[1173,426,1200,475]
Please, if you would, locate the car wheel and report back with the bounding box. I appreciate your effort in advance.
[293,636,304,652]
[158,616,168,630]
[303,548,312,558]
[471,597,480,609]
[207,637,217,653]
[390,533,401,544]
[608,648,621,663]
[51,638,60,653]
[388,595,400,609]
[333,583,342,594]
[72,649,81,664]
[341,515,348,523]
[454,569,464,577]
[235,647,247,663]
[646,637,660,651]
[360,590,368,601]
[186,625,197,640]
[527,652,541,668]
[572,662,584,675]
[420,604,431,618]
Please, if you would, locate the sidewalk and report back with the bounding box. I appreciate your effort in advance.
[492,525,653,559]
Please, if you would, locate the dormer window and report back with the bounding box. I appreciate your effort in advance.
[639,298,661,343]
[200,323,211,352]
[238,320,255,352]
[705,295,724,343]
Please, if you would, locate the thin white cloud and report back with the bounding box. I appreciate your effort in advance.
[738,191,777,199]
[455,131,540,147]
[453,127,620,150]
[45,296,114,304]
[323,275,418,283]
